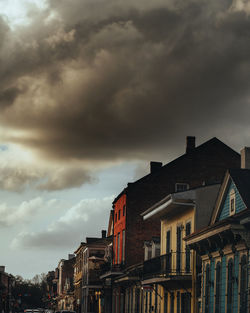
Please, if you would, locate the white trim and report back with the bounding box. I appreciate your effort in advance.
[229,188,236,216]
[143,198,173,220]
[143,198,194,220]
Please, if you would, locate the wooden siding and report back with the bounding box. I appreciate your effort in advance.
[218,180,246,221]
[202,253,244,313]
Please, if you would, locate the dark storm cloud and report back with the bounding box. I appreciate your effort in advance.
[1,0,250,163]
[0,162,93,192]
[0,86,22,109]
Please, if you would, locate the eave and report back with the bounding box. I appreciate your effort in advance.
[142,194,194,221]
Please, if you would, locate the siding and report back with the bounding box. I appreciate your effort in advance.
[219,180,246,221]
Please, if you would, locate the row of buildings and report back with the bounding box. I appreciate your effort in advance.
[46,136,250,313]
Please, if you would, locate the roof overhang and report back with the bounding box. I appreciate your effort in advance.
[99,270,124,280]
[142,194,194,221]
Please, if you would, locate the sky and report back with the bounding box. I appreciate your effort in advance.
[0,0,250,278]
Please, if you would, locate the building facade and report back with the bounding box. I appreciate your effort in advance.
[56,255,75,311]
[186,157,250,313]
[74,243,85,313]
[102,136,241,313]
[141,184,220,313]
[81,234,111,313]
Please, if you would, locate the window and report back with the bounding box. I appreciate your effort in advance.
[115,213,117,222]
[240,255,248,313]
[176,225,182,272]
[123,205,126,216]
[175,183,189,192]
[166,230,171,253]
[227,258,234,313]
[145,290,148,313]
[122,230,125,263]
[149,290,152,313]
[181,293,191,313]
[166,230,171,272]
[155,285,158,313]
[185,222,191,273]
[113,236,116,264]
[177,291,180,313]
[204,264,210,313]
[117,233,120,264]
[215,262,221,313]
[230,189,236,215]
[164,292,168,313]
[118,210,120,220]
[170,293,174,313]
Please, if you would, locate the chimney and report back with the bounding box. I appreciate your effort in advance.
[68,254,75,260]
[150,161,162,173]
[0,266,5,273]
[102,230,107,238]
[241,147,250,169]
[186,136,196,153]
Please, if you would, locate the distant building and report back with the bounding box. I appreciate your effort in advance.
[81,232,111,313]
[45,271,57,309]
[74,243,85,313]
[0,266,14,313]
[56,255,75,311]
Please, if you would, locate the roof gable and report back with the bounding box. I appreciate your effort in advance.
[211,169,250,223]
[218,179,246,221]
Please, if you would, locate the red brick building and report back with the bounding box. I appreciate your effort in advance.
[113,194,126,265]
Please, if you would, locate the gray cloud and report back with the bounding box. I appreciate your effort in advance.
[0,160,93,192]
[0,0,250,165]
[11,196,112,249]
[0,197,53,227]
[38,166,95,191]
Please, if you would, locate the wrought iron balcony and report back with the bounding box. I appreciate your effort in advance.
[99,262,125,279]
[143,251,192,279]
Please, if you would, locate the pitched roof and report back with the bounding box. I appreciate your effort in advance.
[113,137,240,204]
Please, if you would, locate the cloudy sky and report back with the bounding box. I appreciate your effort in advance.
[0,0,250,278]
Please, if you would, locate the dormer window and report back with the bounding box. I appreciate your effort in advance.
[175,183,189,192]
[229,189,236,215]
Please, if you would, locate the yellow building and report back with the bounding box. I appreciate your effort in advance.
[141,184,220,313]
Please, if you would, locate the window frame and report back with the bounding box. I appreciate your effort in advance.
[229,189,236,216]
[215,261,221,313]
[175,183,189,192]
[227,258,234,313]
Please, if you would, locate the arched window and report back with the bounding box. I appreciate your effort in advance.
[227,258,234,313]
[205,264,210,313]
[215,262,221,313]
[240,255,248,313]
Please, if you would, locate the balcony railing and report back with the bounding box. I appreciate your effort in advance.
[143,251,193,278]
[83,269,103,285]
